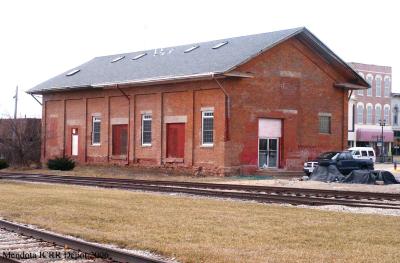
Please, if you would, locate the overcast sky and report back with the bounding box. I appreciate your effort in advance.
[0,0,398,118]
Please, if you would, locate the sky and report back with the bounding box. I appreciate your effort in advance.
[0,0,399,118]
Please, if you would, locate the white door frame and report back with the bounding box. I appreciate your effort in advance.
[258,137,279,169]
[71,128,79,156]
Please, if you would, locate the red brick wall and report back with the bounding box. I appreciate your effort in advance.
[41,37,350,175]
[225,38,348,173]
[42,82,227,175]
[44,100,64,159]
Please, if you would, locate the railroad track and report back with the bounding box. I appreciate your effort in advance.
[1,172,400,210]
[0,219,166,263]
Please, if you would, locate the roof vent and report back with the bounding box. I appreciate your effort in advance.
[184,45,200,53]
[132,53,147,60]
[111,56,125,63]
[66,69,80,76]
[212,41,228,49]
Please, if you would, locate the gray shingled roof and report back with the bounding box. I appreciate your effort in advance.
[28,27,368,94]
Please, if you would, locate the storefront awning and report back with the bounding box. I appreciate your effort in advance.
[356,129,394,142]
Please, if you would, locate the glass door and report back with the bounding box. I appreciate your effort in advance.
[259,138,279,168]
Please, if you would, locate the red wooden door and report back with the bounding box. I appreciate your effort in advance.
[167,123,185,158]
[112,124,128,155]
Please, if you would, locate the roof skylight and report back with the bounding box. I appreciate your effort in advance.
[66,69,80,76]
[111,56,125,63]
[212,41,228,49]
[132,53,147,60]
[184,45,200,53]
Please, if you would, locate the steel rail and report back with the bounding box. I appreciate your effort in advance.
[1,174,400,209]
[0,219,166,263]
[1,172,400,200]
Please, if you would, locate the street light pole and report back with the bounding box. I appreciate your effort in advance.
[378,119,386,163]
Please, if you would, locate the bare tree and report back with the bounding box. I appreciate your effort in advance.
[0,118,41,166]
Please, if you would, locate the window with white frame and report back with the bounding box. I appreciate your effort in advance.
[92,116,101,145]
[202,111,214,145]
[357,105,364,124]
[375,104,382,124]
[375,76,382,97]
[366,105,372,124]
[384,77,391,97]
[141,114,152,146]
[357,72,364,96]
[366,75,373,96]
[384,105,390,124]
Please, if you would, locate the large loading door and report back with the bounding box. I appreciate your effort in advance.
[112,124,128,156]
[258,119,282,168]
[167,123,185,158]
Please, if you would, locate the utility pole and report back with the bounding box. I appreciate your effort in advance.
[13,85,18,119]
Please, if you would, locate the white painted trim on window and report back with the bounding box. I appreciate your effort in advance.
[201,110,214,146]
[200,107,214,112]
[318,112,332,117]
[141,113,152,146]
[375,74,382,97]
[384,75,391,97]
[375,103,382,124]
[366,104,373,124]
[384,104,391,124]
[91,116,101,146]
[356,103,364,124]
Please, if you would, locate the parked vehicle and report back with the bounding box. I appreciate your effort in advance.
[303,152,338,175]
[318,151,374,175]
[348,147,376,163]
[303,161,318,175]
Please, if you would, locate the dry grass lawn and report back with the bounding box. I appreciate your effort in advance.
[0,181,399,263]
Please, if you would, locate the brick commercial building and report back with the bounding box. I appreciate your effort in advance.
[28,27,368,176]
[391,93,400,155]
[347,62,393,159]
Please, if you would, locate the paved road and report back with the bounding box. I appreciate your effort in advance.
[374,163,400,181]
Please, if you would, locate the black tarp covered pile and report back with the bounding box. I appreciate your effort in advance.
[310,166,399,185]
[309,165,345,183]
[342,170,399,185]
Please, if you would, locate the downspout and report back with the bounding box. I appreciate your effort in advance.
[116,84,130,165]
[213,77,230,141]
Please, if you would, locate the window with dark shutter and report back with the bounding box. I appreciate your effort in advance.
[142,114,152,146]
[92,117,101,145]
[202,111,214,145]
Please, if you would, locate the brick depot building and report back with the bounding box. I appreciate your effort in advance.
[29,27,369,176]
